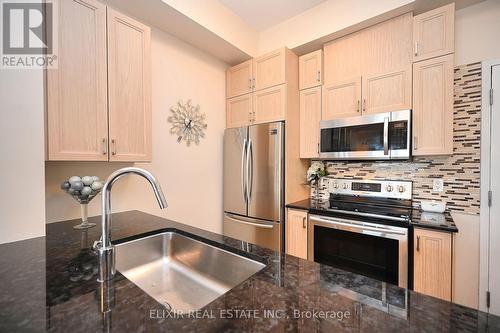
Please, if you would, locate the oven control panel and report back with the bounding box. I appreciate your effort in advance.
[328,178,412,200]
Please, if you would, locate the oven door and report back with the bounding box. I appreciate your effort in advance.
[319,110,410,160]
[308,214,408,288]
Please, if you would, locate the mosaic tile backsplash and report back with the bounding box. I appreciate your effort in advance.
[312,62,482,215]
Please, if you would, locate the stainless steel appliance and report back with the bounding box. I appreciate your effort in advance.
[308,179,412,288]
[319,109,411,160]
[223,122,284,251]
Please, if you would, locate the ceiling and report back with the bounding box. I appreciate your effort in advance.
[219,0,327,31]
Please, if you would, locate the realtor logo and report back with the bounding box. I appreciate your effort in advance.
[1,0,58,68]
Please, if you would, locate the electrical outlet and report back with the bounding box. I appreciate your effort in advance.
[433,179,444,192]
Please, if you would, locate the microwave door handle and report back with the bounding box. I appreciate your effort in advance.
[383,116,389,155]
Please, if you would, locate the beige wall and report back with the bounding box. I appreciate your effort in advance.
[455,0,500,66]
[45,27,227,234]
[0,69,46,244]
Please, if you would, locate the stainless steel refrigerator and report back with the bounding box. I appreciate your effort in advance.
[223,121,284,252]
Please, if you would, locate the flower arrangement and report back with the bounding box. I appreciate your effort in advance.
[307,161,327,185]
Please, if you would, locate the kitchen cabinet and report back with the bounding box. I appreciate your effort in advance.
[226,93,253,128]
[253,84,286,124]
[300,86,321,158]
[413,3,455,62]
[362,67,412,114]
[324,13,412,86]
[299,50,322,90]
[46,0,108,161]
[322,77,361,120]
[107,8,152,162]
[413,228,452,301]
[226,59,253,98]
[412,54,454,156]
[254,48,286,91]
[286,209,308,260]
[46,2,151,161]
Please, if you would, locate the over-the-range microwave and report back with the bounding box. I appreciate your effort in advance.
[319,109,411,160]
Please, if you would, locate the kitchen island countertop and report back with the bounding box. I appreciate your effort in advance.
[0,210,493,332]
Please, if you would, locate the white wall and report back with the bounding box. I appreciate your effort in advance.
[45,27,227,234]
[455,0,500,66]
[257,0,413,54]
[0,69,46,244]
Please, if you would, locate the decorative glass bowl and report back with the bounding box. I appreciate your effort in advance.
[61,176,103,229]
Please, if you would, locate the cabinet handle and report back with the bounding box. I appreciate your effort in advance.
[413,136,418,150]
[363,99,366,112]
[414,41,419,56]
[252,78,256,89]
[248,78,252,89]
[302,217,307,229]
[102,138,107,155]
[316,70,321,82]
[357,100,360,113]
[416,236,420,251]
[111,139,117,156]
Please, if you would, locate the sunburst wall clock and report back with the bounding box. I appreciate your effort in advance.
[167,99,207,146]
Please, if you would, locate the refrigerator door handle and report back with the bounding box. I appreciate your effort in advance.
[246,139,254,203]
[241,138,248,204]
[225,213,274,229]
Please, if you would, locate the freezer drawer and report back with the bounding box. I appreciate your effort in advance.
[223,213,281,251]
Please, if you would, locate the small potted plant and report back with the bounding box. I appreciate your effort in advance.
[307,161,327,196]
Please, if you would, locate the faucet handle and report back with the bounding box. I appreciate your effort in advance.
[93,238,103,251]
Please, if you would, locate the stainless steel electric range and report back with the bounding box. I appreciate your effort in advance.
[308,178,413,289]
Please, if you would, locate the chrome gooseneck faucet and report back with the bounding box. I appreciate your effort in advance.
[95,167,167,282]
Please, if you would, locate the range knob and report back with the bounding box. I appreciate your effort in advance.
[333,183,339,189]
[386,185,393,192]
[342,183,349,190]
[398,186,406,193]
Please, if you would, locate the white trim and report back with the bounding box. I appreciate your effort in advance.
[479,59,500,312]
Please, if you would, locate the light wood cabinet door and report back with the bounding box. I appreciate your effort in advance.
[226,94,252,128]
[414,228,452,301]
[107,8,152,162]
[413,3,455,62]
[362,67,412,114]
[299,50,322,90]
[286,209,308,260]
[300,87,321,158]
[322,77,361,120]
[253,84,286,124]
[226,59,253,98]
[412,54,454,156]
[47,0,108,161]
[254,48,286,91]
[324,34,362,85]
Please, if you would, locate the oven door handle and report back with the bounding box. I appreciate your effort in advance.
[309,215,406,236]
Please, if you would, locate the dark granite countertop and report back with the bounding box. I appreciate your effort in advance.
[0,210,493,332]
[286,199,459,233]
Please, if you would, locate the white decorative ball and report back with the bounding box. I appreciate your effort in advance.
[91,181,103,191]
[81,176,93,186]
[69,176,81,184]
[81,186,92,196]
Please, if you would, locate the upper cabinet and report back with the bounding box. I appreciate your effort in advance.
[413,3,455,62]
[46,2,151,162]
[225,47,298,128]
[300,86,321,158]
[299,50,322,90]
[107,9,151,162]
[226,59,253,99]
[322,13,412,118]
[47,0,108,161]
[412,54,454,156]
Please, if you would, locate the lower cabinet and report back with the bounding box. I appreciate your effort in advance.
[413,228,452,301]
[286,209,308,260]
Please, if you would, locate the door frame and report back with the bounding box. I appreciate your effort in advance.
[479,59,500,312]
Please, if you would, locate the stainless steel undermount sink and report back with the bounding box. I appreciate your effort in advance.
[115,231,265,311]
